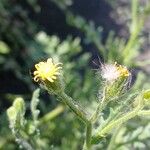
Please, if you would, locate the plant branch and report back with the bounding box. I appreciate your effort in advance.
[83,123,92,150]
[90,87,106,123]
[58,92,90,124]
[92,108,140,144]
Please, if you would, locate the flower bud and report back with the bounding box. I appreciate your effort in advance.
[7,97,26,128]
[13,97,25,115]
[7,106,17,123]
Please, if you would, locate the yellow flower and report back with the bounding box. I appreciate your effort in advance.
[115,62,130,78]
[33,58,62,82]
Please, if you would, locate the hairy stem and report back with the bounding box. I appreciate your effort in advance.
[58,92,90,124]
[57,92,93,149]
[90,102,105,123]
[85,123,92,150]
[15,132,34,150]
[92,108,140,143]
[90,87,106,123]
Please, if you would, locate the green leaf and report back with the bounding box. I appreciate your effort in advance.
[30,88,40,122]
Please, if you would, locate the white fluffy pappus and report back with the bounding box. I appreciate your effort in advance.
[101,64,120,82]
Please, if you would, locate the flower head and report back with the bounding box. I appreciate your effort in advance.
[116,63,130,77]
[33,58,62,83]
[101,62,130,82]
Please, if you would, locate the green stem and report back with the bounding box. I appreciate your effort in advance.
[58,92,90,124]
[92,109,139,143]
[58,92,92,149]
[90,102,105,123]
[15,132,34,150]
[38,105,65,125]
[132,0,138,29]
[86,123,92,150]
[90,87,106,123]
[122,0,143,64]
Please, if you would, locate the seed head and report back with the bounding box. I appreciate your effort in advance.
[101,62,130,82]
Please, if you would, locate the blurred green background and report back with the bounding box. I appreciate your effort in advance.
[0,0,150,149]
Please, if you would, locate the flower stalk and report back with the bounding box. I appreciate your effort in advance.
[57,92,93,150]
[58,92,90,124]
